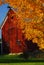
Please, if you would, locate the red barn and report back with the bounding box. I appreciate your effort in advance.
[1,9,27,54]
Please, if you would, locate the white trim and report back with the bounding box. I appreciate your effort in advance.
[1,16,8,29]
[9,52,23,55]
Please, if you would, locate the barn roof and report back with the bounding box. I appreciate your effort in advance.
[0,5,18,29]
[0,4,9,29]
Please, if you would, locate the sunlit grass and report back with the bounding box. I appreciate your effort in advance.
[0,63,44,65]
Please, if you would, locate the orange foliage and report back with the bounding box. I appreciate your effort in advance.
[0,0,44,49]
[0,0,2,5]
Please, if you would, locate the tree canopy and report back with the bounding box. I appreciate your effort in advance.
[0,0,44,49]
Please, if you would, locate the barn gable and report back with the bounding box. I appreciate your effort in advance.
[1,8,18,29]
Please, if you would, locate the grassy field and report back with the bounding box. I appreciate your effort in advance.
[0,54,44,63]
[0,55,44,65]
[0,63,44,65]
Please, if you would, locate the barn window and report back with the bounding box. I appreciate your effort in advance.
[16,40,21,45]
[11,16,14,19]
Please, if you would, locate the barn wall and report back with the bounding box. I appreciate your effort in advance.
[2,9,27,54]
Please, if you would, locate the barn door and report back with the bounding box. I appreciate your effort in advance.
[8,27,16,53]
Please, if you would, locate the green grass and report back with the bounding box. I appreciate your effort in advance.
[0,63,44,65]
[0,55,44,65]
[0,55,44,63]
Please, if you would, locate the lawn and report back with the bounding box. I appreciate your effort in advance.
[0,55,44,65]
[0,63,44,65]
[0,55,44,63]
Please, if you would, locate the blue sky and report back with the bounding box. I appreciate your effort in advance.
[0,4,9,39]
[0,4,9,25]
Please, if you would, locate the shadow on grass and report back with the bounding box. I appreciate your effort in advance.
[0,59,44,63]
[0,55,44,63]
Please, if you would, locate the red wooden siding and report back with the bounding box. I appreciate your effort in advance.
[2,9,27,53]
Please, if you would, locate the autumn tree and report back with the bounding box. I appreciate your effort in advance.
[0,0,2,5]
[0,0,44,50]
